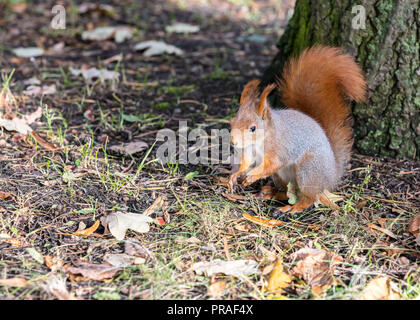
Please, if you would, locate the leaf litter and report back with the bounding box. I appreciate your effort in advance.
[66,262,122,281]
[134,40,183,56]
[101,212,154,240]
[191,259,260,278]
[291,248,343,297]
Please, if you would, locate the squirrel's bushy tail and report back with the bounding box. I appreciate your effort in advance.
[278,46,366,178]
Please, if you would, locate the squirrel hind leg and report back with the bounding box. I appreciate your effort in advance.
[277,196,315,214]
[277,152,328,213]
[258,173,290,201]
[256,184,289,201]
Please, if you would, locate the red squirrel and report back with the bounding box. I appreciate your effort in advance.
[228,46,367,213]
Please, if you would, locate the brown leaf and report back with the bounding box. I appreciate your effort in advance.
[21,107,42,125]
[408,213,420,236]
[72,220,100,237]
[108,140,148,156]
[0,191,12,199]
[42,274,78,300]
[356,200,367,209]
[103,253,136,267]
[265,259,293,295]
[207,281,226,299]
[243,213,284,228]
[214,176,228,187]
[359,276,401,300]
[162,201,170,223]
[83,107,95,121]
[0,277,28,287]
[44,255,64,271]
[102,53,123,65]
[0,237,23,247]
[124,240,153,260]
[66,262,121,281]
[143,195,163,216]
[292,248,343,297]
[234,223,251,232]
[155,217,166,226]
[258,245,278,262]
[31,130,59,151]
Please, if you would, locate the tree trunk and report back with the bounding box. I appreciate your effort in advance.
[262,0,419,159]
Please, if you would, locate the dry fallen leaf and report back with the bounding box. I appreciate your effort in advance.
[0,236,23,247]
[70,67,119,84]
[207,281,226,299]
[258,245,278,262]
[81,26,133,43]
[44,255,64,272]
[265,259,293,295]
[0,277,28,287]
[359,276,401,300]
[22,107,42,124]
[234,223,251,232]
[143,195,163,216]
[23,84,56,96]
[26,247,44,264]
[101,212,154,240]
[41,274,77,300]
[103,253,136,267]
[0,191,12,199]
[155,217,166,226]
[72,220,100,237]
[0,117,32,135]
[243,213,284,228]
[0,88,17,110]
[31,130,59,151]
[78,3,115,16]
[12,47,44,58]
[408,213,420,237]
[174,236,201,244]
[214,176,229,187]
[316,189,343,209]
[124,240,153,259]
[102,53,123,65]
[191,259,260,278]
[66,262,121,281]
[292,248,343,297]
[165,23,199,33]
[134,40,183,57]
[108,140,148,156]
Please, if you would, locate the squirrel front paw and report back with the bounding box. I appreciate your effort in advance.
[242,174,258,187]
[227,172,240,192]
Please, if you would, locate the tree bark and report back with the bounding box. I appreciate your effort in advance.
[262,0,419,159]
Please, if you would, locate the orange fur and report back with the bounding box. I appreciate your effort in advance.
[240,79,260,105]
[257,84,276,117]
[278,46,367,176]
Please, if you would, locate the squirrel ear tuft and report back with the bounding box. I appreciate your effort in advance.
[240,79,260,105]
[257,84,276,117]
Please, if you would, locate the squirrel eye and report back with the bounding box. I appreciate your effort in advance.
[250,125,256,132]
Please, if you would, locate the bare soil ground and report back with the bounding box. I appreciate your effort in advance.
[0,0,418,300]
